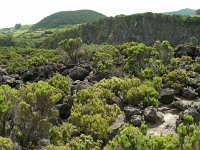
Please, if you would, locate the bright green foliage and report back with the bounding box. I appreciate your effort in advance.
[68,134,102,150]
[92,45,122,75]
[126,84,159,107]
[192,57,200,73]
[140,123,148,135]
[0,85,18,136]
[15,81,63,148]
[147,134,178,150]
[141,68,155,80]
[153,40,174,65]
[48,73,71,95]
[124,43,159,75]
[27,55,47,67]
[93,48,113,75]
[94,77,141,97]
[59,37,83,63]
[183,114,194,125]
[147,59,167,77]
[170,58,181,70]
[75,87,115,104]
[104,124,148,150]
[162,70,188,91]
[0,137,13,150]
[49,123,73,146]
[19,81,63,112]
[143,76,163,91]
[69,98,121,139]
[41,145,71,150]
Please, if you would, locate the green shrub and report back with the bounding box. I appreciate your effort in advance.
[69,98,121,139]
[0,137,13,150]
[67,134,102,150]
[27,55,47,67]
[162,70,188,91]
[49,123,73,146]
[104,124,148,150]
[15,81,63,148]
[0,85,18,136]
[48,74,71,95]
[147,134,178,150]
[41,145,71,150]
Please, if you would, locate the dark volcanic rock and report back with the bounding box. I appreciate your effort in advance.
[171,100,188,111]
[129,115,143,126]
[124,106,142,118]
[144,106,164,125]
[188,78,200,89]
[0,67,8,75]
[69,66,89,81]
[159,88,175,104]
[175,44,199,59]
[181,87,198,100]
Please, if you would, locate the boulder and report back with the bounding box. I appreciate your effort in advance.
[0,67,8,75]
[195,87,200,96]
[188,78,200,89]
[181,87,198,100]
[171,100,188,111]
[129,115,143,126]
[109,114,125,139]
[124,106,142,118]
[108,96,123,109]
[159,88,175,104]
[56,97,73,120]
[144,106,164,125]
[174,44,199,59]
[69,66,89,81]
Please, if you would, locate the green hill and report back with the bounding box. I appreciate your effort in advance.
[164,8,197,16]
[32,9,106,29]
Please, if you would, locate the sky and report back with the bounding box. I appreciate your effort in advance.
[0,0,200,28]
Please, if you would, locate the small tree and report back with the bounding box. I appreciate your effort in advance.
[15,23,21,30]
[58,37,83,64]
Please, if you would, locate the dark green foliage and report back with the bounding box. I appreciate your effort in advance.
[0,35,15,46]
[32,10,106,29]
[59,37,83,63]
[15,23,21,30]
[196,9,200,15]
[42,13,200,49]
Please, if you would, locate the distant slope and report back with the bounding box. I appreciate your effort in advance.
[42,12,200,49]
[32,10,106,29]
[164,8,196,16]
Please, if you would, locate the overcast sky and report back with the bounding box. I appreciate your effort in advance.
[0,0,199,28]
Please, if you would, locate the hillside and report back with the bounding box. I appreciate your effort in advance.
[32,9,106,29]
[42,12,200,49]
[164,8,197,16]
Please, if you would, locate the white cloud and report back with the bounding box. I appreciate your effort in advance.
[0,0,199,28]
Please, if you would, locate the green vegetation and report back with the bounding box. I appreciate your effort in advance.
[32,10,106,29]
[0,10,200,149]
[164,8,197,16]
